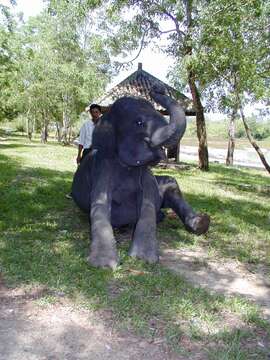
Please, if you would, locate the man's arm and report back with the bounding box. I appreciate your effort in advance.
[77,144,83,164]
[77,124,85,164]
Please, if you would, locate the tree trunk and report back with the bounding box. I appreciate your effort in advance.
[239,104,270,174]
[33,117,36,134]
[62,94,71,145]
[188,71,209,170]
[55,122,62,143]
[226,106,237,166]
[41,124,48,143]
[68,125,72,143]
[62,110,69,144]
[26,117,33,141]
[184,0,209,171]
[41,113,48,143]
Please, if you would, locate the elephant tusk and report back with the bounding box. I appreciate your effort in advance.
[144,136,155,148]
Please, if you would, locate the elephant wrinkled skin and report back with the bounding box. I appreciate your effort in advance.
[72,85,210,269]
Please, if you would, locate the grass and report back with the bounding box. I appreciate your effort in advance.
[183,117,270,149]
[181,135,270,150]
[1,132,270,359]
[156,164,270,265]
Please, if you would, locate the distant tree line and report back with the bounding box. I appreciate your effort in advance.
[0,1,112,143]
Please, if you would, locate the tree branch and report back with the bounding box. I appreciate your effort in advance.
[159,28,178,34]
[150,0,185,40]
[238,99,270,173]
[162,9,185,39]
[114,27,148,70]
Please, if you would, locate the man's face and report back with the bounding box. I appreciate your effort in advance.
[89,108,101,123]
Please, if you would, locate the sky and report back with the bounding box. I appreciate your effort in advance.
[0,0,44,18]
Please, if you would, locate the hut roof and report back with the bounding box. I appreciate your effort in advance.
[95,63,196,116]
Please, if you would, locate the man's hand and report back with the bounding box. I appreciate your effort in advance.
[76,155,81,164]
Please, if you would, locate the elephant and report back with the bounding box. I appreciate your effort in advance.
[71,85,210,269]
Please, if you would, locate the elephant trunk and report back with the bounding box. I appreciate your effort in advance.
[149,85,187,148]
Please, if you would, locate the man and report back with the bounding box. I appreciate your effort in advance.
[76,103,102,164]
[66,104,101,199]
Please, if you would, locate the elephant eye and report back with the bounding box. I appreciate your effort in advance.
[136,120,144,127]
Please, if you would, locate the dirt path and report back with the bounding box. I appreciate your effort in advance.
[180,145,270,169]
[116,230,270,318]
[161,247,270,319]
[0,286,183,360]
[1,241,270,360]
[115,229,270,320]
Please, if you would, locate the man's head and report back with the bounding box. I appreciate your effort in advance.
[89,104,101,123]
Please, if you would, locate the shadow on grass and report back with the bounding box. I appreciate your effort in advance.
[0,151,112,298]
[0,153,74,230]
[156,162,269,183]
[1,151,269,285]
[185,191,270,230]
[209,164,270,197]
[1,152,269,358]
[159,193,270,264]
[0,143,39,150]
[155,163,270,265]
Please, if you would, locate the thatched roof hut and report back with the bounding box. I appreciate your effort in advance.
[93,63,196,116]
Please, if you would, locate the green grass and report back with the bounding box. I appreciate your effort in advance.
[1,133,270,359]
[181,135,270,149]
[156,164,270,265]
[183,117,270,149]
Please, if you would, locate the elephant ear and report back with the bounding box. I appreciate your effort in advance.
[92,113,116,157]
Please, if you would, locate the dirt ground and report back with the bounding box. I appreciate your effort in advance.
[1,243,270,360]
[179,144,270,169]
[161,247,270,320]
[0,283,190,360]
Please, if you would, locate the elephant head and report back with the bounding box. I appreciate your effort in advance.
[92,85,187,167]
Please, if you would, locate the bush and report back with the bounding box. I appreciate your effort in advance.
[235,120,246,138]
[14,116,26,134]
[247,118,270,140]
[185,114,270,142]
[253,126,270,140]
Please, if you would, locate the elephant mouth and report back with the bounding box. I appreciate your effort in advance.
[118,141,165,167]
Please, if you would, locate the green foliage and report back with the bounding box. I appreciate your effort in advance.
[0,4,19,121]
[13,115,26,133]
[192,0,270,109]
[235,125,246,139]
[0,1,113,138]
[245,118,270,140]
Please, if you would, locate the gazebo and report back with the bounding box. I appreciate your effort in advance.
[96,63,196,162]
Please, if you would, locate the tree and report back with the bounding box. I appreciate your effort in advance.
[191,0,270,172]
[100,0,210,169]
[0,3,19,121]
[7,2,112,142]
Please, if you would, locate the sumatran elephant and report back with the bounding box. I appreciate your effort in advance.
[72,85,210,269]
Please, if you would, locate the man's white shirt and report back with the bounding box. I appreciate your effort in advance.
[79,121,95,149]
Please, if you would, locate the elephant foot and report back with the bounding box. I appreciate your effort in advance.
[184,213,210,235]
[128,243,159,264]
[87,244,119,269]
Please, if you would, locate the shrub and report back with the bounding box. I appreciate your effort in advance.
[14,116,26,134]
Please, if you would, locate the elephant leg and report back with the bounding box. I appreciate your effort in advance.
[88,159,119,269]
[128,172,159,263]
[157,176,210,235]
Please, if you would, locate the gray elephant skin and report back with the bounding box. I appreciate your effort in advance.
[72,85,210,269]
